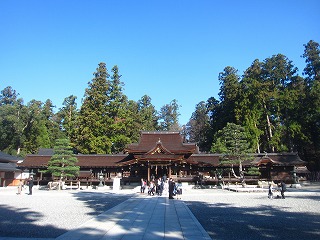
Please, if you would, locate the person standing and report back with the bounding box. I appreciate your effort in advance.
[17,180,23,195]
[268,184,273,199]
[140,178,146,193]
[28,176,34,195]
[280,181,286,199]
[168,178,175,199]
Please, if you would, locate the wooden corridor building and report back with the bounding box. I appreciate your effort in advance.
[19,131,308,186]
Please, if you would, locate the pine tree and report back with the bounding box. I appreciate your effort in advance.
[47,138,79,187]
[211,123,255,183]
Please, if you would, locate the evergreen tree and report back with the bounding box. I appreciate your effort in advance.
[0,87,27,155]
[46,138,79,188]
[186,101,211,151]
[75,62,112,154]
[218,66,240,127]
[0,86,19,105]
[107,65,131,153]
[137,95,158,131]
[158,99,181,131]
[58,95,78,141]
[302,40,320,85]
[301,40,320,170]
[42,99,63,147]
[23,100,50,153]
[260,54,300,152]
[211,123,255,183]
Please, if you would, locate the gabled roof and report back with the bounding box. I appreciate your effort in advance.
[247,153,306,166]
[146,139,173,155]
[125,131,196,154]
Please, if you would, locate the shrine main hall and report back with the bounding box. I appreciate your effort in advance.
[20,131,307,186]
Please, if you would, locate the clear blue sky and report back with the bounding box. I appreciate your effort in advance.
[1,0,319,125]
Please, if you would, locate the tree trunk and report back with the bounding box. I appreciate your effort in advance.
[263,100,274,152]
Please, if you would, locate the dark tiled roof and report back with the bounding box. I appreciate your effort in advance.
[188,154,220,166]
[19,154,130,168]
[38,148,54,155]
[17,150,305,169]
[125,131,196,153]
[0,162,21,171]
[77,154,128,167]
[250,153,306,166]
[0,151,23,163]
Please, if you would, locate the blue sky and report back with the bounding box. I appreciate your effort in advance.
[1,0,319,125]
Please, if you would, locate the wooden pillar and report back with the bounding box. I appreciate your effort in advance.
[168,166,171,178]
[147,165,150,182]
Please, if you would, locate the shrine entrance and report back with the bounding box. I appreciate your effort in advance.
[149,165,168,179]
[119,131,198,182]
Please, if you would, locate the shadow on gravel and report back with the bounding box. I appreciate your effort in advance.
[0,204,60,238]
[70,191,134,215]
[185,200,320,240]
[290,194,320,202]
[0,191,133,238]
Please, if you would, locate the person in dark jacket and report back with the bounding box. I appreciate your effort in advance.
[280,181,286,199]
[168,178,175,199]
[28,176,34,195]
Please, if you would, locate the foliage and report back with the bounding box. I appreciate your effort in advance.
[158,99,181,131]
[186,101,211,151]
[1,40,320,171]
[211,123,254,181]
[46,138,79,180]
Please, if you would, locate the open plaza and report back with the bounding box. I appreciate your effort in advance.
[0,182,319,240]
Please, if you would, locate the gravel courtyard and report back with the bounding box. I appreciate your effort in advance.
[0,184,319,239]
[183,184,320,240]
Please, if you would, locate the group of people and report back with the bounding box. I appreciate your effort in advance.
[17,176,34,195]
[140,177,182,199]
[268,181,286,199]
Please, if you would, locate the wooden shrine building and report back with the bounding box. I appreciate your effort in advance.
[19,131,308,186]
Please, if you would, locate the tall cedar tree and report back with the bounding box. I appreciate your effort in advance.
[0,87,27,155]
[137,95,158,131]
[186,101,211,151]
[217,66,240,129]
[47,138,79,181]
[301,40,320,170]
[159,99,181,131]
[57,95,78,141]
[76,62,112,154]
[107,65,131,153]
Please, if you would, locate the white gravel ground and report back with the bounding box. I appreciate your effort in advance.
[182,184,320,240]
[0,187,134,238]
[0,183,319,240]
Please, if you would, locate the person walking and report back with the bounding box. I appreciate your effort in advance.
[27,176,34,195]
